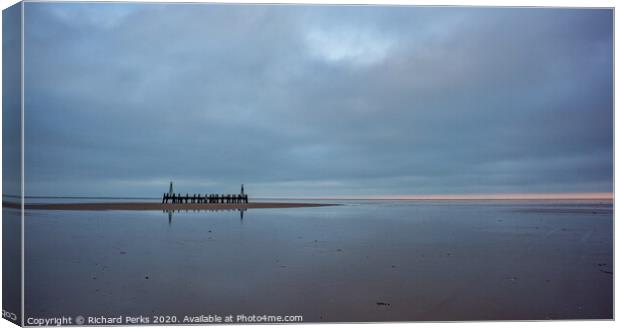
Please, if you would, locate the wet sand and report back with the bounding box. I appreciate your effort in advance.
[3,202,337,211]
[18,200,613,321]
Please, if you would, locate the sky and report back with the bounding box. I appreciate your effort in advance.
[22,3,613,198]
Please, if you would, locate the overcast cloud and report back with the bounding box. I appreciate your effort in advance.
[23,3,613,197]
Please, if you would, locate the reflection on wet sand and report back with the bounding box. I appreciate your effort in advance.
[25,200,612,321]
[164,208,247,224]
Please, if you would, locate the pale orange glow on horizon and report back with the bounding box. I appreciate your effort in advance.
[264,192,613,201]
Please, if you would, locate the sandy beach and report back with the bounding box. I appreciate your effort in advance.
[4,202,336,211]
[15,199,612,321]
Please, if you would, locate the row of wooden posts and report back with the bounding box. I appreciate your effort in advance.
[162,193,248,204]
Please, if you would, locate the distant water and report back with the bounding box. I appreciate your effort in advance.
[14,199,613,322]
[21,196,160,205]
[19,196,344,205]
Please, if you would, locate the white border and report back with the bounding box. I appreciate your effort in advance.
[19,1,24,326]
[0,1,616,328]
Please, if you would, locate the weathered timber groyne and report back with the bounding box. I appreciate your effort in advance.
[162,193,248,204]
[162,182,248,204]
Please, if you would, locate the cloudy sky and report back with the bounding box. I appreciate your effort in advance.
[23,3,613,198]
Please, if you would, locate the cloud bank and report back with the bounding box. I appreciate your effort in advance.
[23,4,613,197]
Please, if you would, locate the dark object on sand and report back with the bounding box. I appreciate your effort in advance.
[162,183,249,204]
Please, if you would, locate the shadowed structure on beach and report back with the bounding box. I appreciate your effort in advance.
[162,183,249,204]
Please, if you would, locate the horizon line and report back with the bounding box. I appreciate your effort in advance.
[4,192,613,201]
[266,192,613,200]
